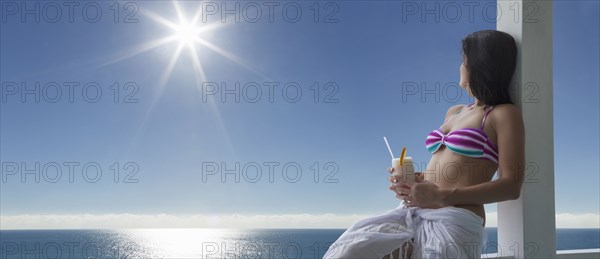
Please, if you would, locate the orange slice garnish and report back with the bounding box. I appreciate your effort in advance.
[399,147,407,165]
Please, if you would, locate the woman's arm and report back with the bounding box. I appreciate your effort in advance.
[440,104,525,206]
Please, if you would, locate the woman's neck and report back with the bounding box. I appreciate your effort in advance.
[473,99,486,107]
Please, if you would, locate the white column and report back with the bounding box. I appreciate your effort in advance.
[496,1,555,258]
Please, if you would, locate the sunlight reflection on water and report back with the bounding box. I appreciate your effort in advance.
[0,229,340,258]
[117,228,330,258]
[122,229,238,258]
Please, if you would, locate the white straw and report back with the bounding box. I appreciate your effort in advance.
[383,137,395,159]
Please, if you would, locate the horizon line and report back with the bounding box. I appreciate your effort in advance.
[1,212,599,229]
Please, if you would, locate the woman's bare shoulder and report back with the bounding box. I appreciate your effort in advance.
[490,103,524,128]
[492,103,522,118]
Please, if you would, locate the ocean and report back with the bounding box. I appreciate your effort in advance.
[0,228,598,258]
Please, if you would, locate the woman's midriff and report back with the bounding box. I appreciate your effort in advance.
[423,150,498,227]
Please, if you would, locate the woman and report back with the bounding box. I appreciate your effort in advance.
[323,30,525,259]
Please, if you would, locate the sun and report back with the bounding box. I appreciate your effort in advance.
[101,0,261,81]
[173,22,200,47]
[98,0,267,154]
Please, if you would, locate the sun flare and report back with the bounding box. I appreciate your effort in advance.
[174,22,200,46]
[100,0,266,154]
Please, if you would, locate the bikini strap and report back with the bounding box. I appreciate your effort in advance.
[481,105,495,129]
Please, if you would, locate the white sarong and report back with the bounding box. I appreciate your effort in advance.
[323,205,487,259]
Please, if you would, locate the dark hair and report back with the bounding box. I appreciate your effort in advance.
[461,30,517,105]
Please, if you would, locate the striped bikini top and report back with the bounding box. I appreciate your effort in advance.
[425,104,499,164]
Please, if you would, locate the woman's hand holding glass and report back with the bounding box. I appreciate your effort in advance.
[388,168,445,209]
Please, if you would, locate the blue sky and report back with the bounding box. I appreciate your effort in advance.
[0,1,598,229]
